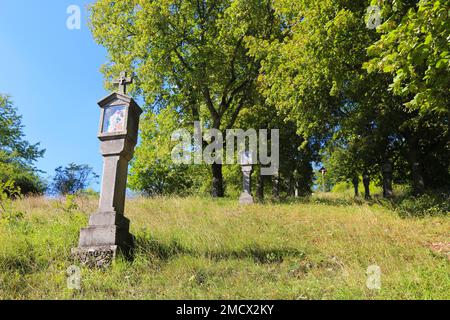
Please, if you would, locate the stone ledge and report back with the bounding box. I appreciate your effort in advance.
[89,211,130,230]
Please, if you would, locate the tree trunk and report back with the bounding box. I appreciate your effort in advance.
[406,135,425,195]
[352,176,359,197]
[256,172,264,202]
[272,172,280,201]
[382,160,393,198]
[363,172,371,200]
[211,163,224,197]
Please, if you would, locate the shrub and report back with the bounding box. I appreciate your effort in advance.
[51,163,99,195]
[0,180,25,222]
[62,194,80,213]
[396,193,450,218]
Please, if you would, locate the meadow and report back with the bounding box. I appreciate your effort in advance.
[0,194,448,300]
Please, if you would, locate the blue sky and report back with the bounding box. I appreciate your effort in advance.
[0,1,110,189]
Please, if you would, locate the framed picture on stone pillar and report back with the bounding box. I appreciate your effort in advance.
[102,105,127,134]
[97,93,141,144]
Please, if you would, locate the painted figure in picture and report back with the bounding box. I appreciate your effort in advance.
[104,106,126,133]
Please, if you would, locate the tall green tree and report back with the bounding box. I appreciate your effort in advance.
[0,95,45,194]
[246,0,388,193]
[365,0,450,193]
[366,0,449,113]
[247,0,376,140]
[89,0,280,197]
[248,0,449,195]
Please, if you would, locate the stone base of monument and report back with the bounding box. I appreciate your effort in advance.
[72,211,134,268]
[71,245,118,268]
[239,192,254,205]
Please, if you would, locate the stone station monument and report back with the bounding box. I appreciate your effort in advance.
[72,72,142,267]
[239,151,254,205]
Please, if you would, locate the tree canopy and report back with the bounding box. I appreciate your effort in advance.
[89,0,449,199]
[51,163,99,195]
[90,0,282,197]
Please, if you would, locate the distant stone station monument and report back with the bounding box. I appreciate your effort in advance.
[72,72,142,267]
[239,151,254,205]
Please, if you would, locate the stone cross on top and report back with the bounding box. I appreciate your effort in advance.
[113,71,133,95]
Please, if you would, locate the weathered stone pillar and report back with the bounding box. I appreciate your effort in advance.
[382,160,393,198]
[97,146,132,215]
[293,169,300,198]
[72,72,142,268]
[239,165,254,204]
[272,171,280,201]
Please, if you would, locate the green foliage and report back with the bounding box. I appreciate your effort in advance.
[365,0,450,114]
[0,180,24,223]
[51,163,99,196]
[248,0,375,139]
[129,108,205,196]
[329,182,449,217]
[61,194,80,213]
[0,157,47,195]
[331,180,382,195]
[363,0,450,193]
[322,145,361,188]
[89,0,281,196]
[0,95,44,164]
[246,0,397,196]
[247,0,449,194]
[396,193,450,218]
[88,0,449,196]
[0,95,45,194]
[331,181,352,194]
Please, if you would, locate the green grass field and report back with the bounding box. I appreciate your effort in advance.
[0,195,448,300]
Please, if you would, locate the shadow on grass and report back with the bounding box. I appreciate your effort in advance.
[260,195,364,207]
[133,234,306,264]
[0,255,37,275]
[0,246,50,276]
[206,247,305,264]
